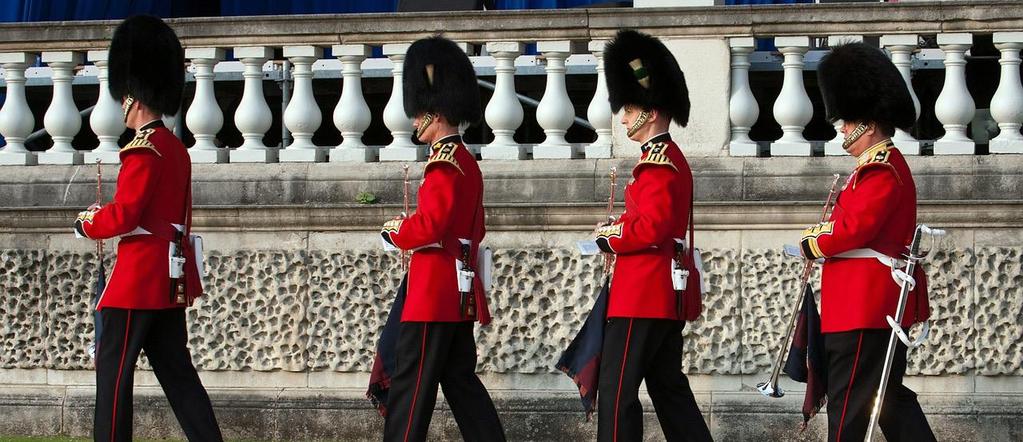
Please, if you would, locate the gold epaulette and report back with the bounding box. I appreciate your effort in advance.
[853,141,900,189]
[425,141,463,174]
[637,142,677,171]
[120,128,162,156]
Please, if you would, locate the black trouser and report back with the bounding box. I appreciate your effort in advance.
[94,308,222,442]
[825,329,935,442]
[383,321,505,442]
[597,318,712,442]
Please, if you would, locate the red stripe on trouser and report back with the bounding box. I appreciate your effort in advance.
[612,319,634,442]
[110,310,133,442]
[403,324,428,442]
[836,331,864,442]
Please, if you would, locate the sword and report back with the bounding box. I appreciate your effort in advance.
[864,225,944,441]
[401,164,410,272]
[756,173,841,398]
[603,167,618,275]
[88,159,106,361]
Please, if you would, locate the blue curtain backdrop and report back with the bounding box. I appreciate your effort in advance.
[0,0,679,21]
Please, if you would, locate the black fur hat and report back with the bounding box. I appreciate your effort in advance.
[817,42,915,131]
[108,15,185,116]
[403,36,482,126]
[604,30,689,127]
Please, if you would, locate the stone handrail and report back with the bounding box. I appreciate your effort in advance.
[1,1,1023,166]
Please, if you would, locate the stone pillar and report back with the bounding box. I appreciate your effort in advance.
[586,40,613,159]
[933,33,976,155]
[990,32,1023,154]
[83,50,125,165]
[0,52,38,166]
[769,37,812,156]
[329,44,376,162]
[280,45,325,162]
[482,42,526,160]
[379,43,422,162]
[534,40,579,159]
[881,34,922,155]
[728,37,758,156]
[39,51,84,165]
[230,46,278,163]
[185,48,227,163]
[823,35,863,156]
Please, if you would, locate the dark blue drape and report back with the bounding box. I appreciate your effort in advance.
[0,0,628,22]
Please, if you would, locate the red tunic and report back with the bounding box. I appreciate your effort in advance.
[76,122,199,310]
[800,141,930,333]
[595,134,695,320]
[381,135,490,324]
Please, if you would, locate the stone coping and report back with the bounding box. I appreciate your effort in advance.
[1,155,1021,210]
[0,1,1020,51]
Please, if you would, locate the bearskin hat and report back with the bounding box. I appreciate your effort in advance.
[403,36,482,126]
[817,42,916,131]
[108,15,185,116]
[604,30,690,127]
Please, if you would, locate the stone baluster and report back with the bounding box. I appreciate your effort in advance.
[185,48,227,163]
[990,32,1023,154]
[39,51,84,165]
[230,47,277,163]
[379,43,421,162]
[585,40,613,159]
[534,40,579,159]
[83,50,125,165]
[281,45,325,162]
[482,42,526,160]
[823,35,863,156]
[0,53,38,166]
[933,33,975,155]
[330,44,376,162]
[770,37,812,156]
[881,34,922,155]
[728,37,759,156]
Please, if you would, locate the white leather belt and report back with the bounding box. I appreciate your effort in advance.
[122,223,184,238]
[833,248,905,268]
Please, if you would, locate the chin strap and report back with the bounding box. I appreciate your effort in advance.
[122,94,136,123]
[841,122,869,150]
[627,110,651,138]
[415,112,435,140]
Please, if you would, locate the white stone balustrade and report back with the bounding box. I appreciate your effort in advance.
[231,46,277,163]
[585,40,612,159]
[728,37,758,157]
[823,35,863,156]
[330,44,375,163]
[770,37,813,156]
[186,48,227,163]
[534,40,580,159]
[881,34,922,155]
[483,42,526,160]
[990,32,1023,154]
[0,52,38,166]
[39,51,84,165]
[83,50,124,165]
[934,33,976,155]
[379,43,421,162]
[281,45,325,162]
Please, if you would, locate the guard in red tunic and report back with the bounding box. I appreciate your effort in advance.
[592,30,712,442]
[73,15,222,442]
[377,36,504,442]
[801,42,935,442]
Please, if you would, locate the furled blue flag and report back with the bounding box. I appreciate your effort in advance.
[556,278,609,419]
[783,284,827,428]
[367,275,408,417]
[88,252,106,361]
